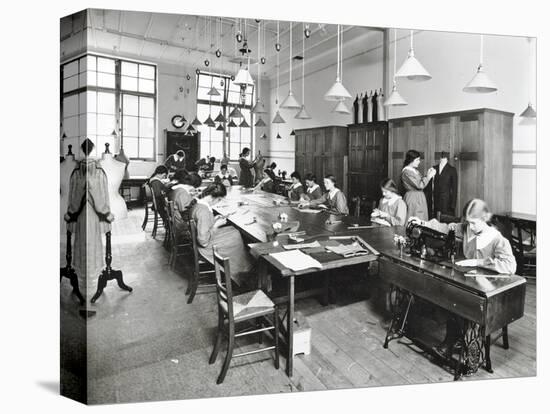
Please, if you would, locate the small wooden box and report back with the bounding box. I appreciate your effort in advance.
[293,312,312,356]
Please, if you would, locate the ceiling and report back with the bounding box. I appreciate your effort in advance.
[61,9,384,82]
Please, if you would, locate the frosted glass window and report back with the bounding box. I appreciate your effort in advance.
[97,114,115,135]
[139,64,155,79]
[86,55,97,71]
[63,60,78,78]
[123,95,139,116]
[97,57,115,73]
[123,116,138,137]
[139,97,154,118]
[97,73,115,88]
[63,95,78,117]
[63,76,79,92]
[87,91,97,113]
[63,116,79,138]
[87,113,97,135]
[138,78,155,93]
[121,61,138,77]
[125,138,138,158]
[140,138,154,158]
[121,75,138,91]
[87,71,97,87]
[139,118,155,138]
[97,92,115,114]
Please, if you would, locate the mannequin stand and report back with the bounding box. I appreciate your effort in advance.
[91,231,133,303]
[60,230,85,305]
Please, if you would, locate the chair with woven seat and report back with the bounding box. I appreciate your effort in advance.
[164,200,192,269]
[187,219,217,304]
[209,246,279,384]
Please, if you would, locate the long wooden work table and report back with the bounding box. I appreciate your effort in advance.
[211,186,527,380]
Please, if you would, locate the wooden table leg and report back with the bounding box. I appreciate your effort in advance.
[286,275,295,377]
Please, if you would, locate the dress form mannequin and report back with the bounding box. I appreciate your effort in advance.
[357,93,364,124]
[60,145,78,236]
[377,88,386,121]
[99,143,128,220]
[366,91,373,123]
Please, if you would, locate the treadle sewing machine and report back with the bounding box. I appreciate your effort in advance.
[380,224,526,380]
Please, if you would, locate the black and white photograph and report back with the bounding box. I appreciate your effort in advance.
[3,1,548,412]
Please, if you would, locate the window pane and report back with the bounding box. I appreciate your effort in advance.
[138,78,155,93]
[139,64,155,80]
[97,135,115,155]
[87,113,97,135]
[230,142,240,159]
[125,137,138,158]
[123,94,138,116]
[63,116,79,138]
[87,91,97,113]
[63,61,78,78]
[121,75,138,91]
[121,61,138,77]
[97,72,115,89]
[97,57,115,73]
[198,74,213,88]
[79,114,86,137]
[139,118,155,138]
[97,114,115,135]
[78,92,86,114]
[139,97,154,118]
[63,76,79,92]
[210,141,223,158]
[200,141,210,159]
[63,95,78,117]
[79,57,87,73]
[240,127,251,141]
[78,72,86,88]
[139,138,154,158]
[227,91,240,104]
[87,55,97,71]
[97,92,115,114]
[87,71,97,87]
[123,115,138,137]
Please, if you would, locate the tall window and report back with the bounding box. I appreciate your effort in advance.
[196,71,254,160]
[60,54,157,160]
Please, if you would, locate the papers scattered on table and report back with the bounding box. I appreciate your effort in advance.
[282,241,322,250]
[371,217,391,227]
[325,243,370,258]
[293,207,322,214]
[270,250,323,271]
[463,270,512,279]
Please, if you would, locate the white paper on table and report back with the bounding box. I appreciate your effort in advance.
[282,241,322,250]
[293,207,322,214]
[269,250,323,271]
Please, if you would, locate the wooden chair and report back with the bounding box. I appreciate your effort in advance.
[187,219,217,304]
[209,246,280,384]
[141,182,155,231]
[165,200,191,269]
[142,182,166,239]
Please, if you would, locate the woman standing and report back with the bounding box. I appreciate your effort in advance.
[238,147,257,187]
[189,182,255,285]
[299,174,349,215]
[399,150,436,221]
[372,178,407,226]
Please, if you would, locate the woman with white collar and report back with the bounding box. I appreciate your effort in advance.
[372,178,407,226]
[399,150,436,221]
[287,171,304,201]
[301,173,323,201]
[411,198,516,274]
[299,174,349,215]
[189,182,255,285]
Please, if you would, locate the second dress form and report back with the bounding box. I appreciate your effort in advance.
[99,143,128,220]
[60,145,78,237]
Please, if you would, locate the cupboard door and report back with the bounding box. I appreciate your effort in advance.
[349,128,365,172]
[455,112,483,212]
[409,118,429,173]
[389,120,409,184]
[431,115,454,164]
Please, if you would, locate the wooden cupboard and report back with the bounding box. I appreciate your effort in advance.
[294,126,348,192]
[347,121,389,203]
[388,108,514,215]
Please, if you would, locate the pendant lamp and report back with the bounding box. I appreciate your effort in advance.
[229,106,243,118]
[332,100,350,114]
[239,118,250,128]
[281,22,301,109]
[395,30,432,81]
[216,124,224,131]
[233,20,254,87]
[227,119,238,128]
[191,116,202,126]
[252,21,268,114]
[520,38,536,118]
[261,133,268,139]
[207,86,221,96]
[276,133,282,139]
[272,27,286,124]
[385,29,408,107]
[325,25,352,101]
[290,129,296,136]
[272,110,285,124]
[204,115,216,127]
[296,23,312,119]
[254,117,267,127]
[463,35,497,93]
[214,111,227,123]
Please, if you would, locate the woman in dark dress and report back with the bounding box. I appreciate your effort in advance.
[287,171,304,201]
[238,147,257,187]
[148,165,169,222]
[399,150,436,221]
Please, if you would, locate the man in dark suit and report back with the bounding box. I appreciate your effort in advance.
[424,151,458,219]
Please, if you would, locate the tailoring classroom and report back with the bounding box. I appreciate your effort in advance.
[59,9,537,405]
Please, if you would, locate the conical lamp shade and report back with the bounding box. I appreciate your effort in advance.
[254,117,267,127]
[295,105,312,119]
[216,124,224,131]
[463,65,497,93]
[332,100,350,114]
[207,86,221,96]
[272,110,286,124]
[233,68,254,86]
[229,107,243,118]
[227,119,238,128]
[252,99,267,114]
[324,79,352,101]
[179,115,187,123]
[384,84,408,106]
[184,125,195,136]
[214,111,227,123]
[280,91,301,109]
[204,115,216,127]
[520,103,537,118]
[276,133,282,139]
[239,118,250,128]
[261,133,268,139]
[290,129,296,136]
[191,117,202,126]
[395,50,432,81]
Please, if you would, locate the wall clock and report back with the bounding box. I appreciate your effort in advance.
[171,115,186,129]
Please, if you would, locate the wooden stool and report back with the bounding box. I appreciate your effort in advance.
[209,246,280,384]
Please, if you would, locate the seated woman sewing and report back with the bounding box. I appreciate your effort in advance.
[168,170,202,234]
[189,182,256,286]
[287,171,304,201]
[301,173,323,201]
[409,198,516,356]
[298,174,349,215]
[148,165,170,222]
[371,178,407,226]
[216,164,234,186]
